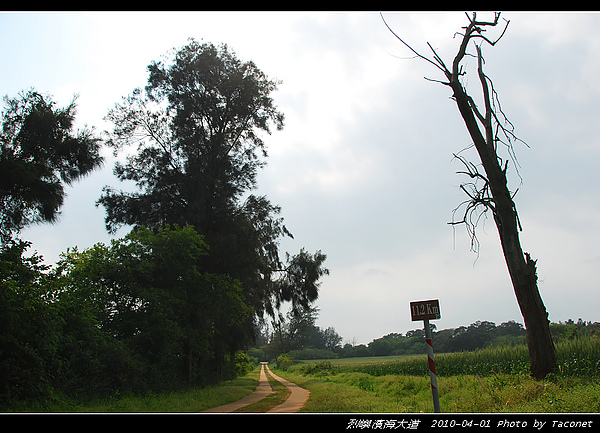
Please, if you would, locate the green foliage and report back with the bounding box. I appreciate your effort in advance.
[276,354,295,371]
[233,351,254,377]
[0,240,55,404]
[0,240,134,408]
[299,361,337,377]
[247,347,269,363]
[98,39,327,320]
[300,370,600,413]
[0,225,259,410]
[289,348,339,361]
[56,225,252,389]
[262,306,341,361]
[338,320,526,359]
[1,40,329,410]
[555,335,600,378]
[0,90,102,243]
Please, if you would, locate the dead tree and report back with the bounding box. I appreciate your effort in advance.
[383,12,556,379]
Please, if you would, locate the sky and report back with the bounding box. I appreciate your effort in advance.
[2,11,599,345]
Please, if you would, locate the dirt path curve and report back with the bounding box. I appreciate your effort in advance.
[202,362,309,413]
[263,364,310,413]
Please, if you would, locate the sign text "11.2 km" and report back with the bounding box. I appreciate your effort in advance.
[410,299,441,321]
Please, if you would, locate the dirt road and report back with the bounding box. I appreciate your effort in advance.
[202,362,309,413]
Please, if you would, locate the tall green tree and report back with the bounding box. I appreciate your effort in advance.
[98,39,327,319]
[270,305,320,354]
[0,90,103,243]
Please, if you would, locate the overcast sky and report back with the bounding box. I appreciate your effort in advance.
[3,11,599,345]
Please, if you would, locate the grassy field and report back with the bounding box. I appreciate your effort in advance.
[20,337,600,413]
[281,336,600,413]
[279,368,600,413]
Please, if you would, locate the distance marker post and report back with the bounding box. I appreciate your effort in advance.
[410,299,441,413]
[424,318,440,413]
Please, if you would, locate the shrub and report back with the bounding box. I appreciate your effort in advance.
[276,354,295,371]
[299,361,337,376]
[234,351,254,377]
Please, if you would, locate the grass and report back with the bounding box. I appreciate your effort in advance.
[71,369,261,413]
[73,368,597,413]
[275,368,600,413]
[279,336,600,413]
[63,364,290,413]
[19,336,600,413]
[233,367,290,413]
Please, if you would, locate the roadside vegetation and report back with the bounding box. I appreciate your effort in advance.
[23,334,599,413]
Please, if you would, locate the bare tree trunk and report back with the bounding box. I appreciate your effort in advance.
[382,12,557,379]
[452,80,556,378]
[448,31,556,380]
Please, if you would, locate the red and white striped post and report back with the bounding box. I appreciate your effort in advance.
[424,319,440,413]
[410,299,441,413]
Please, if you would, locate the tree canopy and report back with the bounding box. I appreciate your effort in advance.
[0,90,102,243]
[0,226,257,407]
[98,40,284,235]
[98,39,327,320]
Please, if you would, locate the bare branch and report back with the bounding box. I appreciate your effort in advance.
[380,13,450,79]
[448,152,497,254]
[383,12,523,253]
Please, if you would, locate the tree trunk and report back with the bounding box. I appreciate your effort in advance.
[184,341,193,385]
[450,77,557,380]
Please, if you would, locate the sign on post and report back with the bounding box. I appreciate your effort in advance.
[410,299,441,413]
[410,299,441,321]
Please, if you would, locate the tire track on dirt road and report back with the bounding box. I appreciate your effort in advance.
[202,362,309,413]
[263,364,310,413]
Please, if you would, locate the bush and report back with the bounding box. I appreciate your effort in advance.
[276,354,295,371]
[234,351,254,377]
[299,360,337,376]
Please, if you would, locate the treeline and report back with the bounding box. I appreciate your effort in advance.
[1,227,255,409]
[352,320,529,358]
[248,307,343,363]
[257,319,600,362]
[341,320,600,359]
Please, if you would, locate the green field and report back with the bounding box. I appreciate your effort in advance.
[277,368,600,413]
[278,336,600,412]
[295,336,600,378]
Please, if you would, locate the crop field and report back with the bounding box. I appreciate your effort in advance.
[279,336,600,413]
[294,336,600,378]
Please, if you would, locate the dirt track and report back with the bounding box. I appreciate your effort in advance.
[202,363,309,413]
